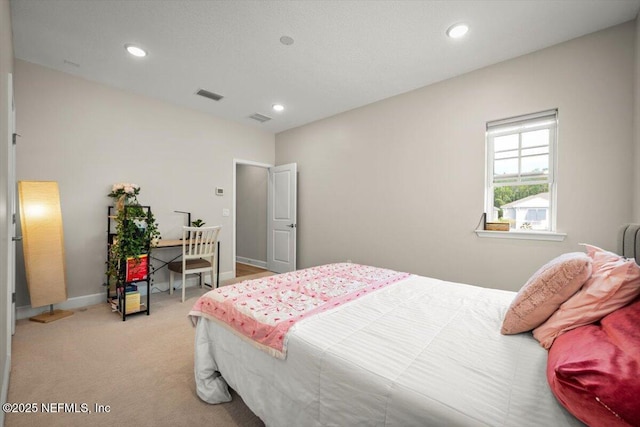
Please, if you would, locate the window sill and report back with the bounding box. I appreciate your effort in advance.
[474,229,567,242]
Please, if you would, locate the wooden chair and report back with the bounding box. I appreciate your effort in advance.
[168,225,221,302]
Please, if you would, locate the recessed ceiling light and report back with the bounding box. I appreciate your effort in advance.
[125,44,147,57]
[446,23,469,39]
[272,104,285,112]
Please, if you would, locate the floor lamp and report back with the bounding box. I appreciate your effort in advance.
[18,181,73,323]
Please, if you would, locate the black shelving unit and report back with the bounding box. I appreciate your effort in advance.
[106,205,152,321]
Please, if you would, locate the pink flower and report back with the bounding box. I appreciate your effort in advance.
[108,182,140,198]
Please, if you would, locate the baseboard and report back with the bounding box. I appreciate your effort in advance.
[17,293,106,320]
[236,257,267,269]
[16,270,234,320]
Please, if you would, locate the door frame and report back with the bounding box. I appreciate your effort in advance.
[6,73,15,336]
[232,159,273,279]
[2,72,15,422]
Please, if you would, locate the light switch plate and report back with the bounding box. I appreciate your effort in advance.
[215,187,224,196]
[222,208,230,217]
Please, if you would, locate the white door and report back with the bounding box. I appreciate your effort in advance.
[267,163,297,273]
[7,74,16,335]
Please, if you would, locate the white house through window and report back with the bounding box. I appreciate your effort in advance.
[485,109,558,231]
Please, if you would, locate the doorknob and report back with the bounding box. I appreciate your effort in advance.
[12,236,22,241]
[287,224,296,228]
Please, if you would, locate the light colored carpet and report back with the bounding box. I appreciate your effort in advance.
[5,276,273,427]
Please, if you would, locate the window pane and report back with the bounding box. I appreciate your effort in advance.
[522,129,549,148]
[521,146,548,157]
[493,184,550,231]
[525,208,547,221]
[495,150,518,160]
[539,209,547,221]
[494,158,518,176]
[494,134,518,152]
[521,155,548,175]
[521,175,549,183]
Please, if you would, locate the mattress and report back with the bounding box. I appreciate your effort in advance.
[194,274,585,426]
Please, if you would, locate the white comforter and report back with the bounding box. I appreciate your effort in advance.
[194,274,585,426]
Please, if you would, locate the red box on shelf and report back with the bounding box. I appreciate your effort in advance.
[126,254,148,282]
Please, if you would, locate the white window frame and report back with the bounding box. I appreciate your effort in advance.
[479,109,565,241]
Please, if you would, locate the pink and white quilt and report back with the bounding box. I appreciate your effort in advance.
[189,263,411,359]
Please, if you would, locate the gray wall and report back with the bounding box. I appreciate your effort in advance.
[8,15,640,305]
[13,60,274,305]
[236,164,267,264]
[0,0,13,418]
[275,21,636,292]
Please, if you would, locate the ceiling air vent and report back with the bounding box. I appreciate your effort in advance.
[195,88,224,102]
[249,113,272,123]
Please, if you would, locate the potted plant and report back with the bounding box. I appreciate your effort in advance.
[191,219,206,227]
[190,219,206,238]
[107,183,160,290]
[109,182,140,211]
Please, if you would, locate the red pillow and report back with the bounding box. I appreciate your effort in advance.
[547,298,640,426]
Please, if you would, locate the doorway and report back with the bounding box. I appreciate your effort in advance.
[233,160,271,279]
[233,159,298,278]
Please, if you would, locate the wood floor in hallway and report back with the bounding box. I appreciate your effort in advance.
[236,262,269,277]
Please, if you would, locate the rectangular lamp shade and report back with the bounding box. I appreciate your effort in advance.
[18,181,68,308]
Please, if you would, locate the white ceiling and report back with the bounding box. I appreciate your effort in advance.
[10,0,640,134]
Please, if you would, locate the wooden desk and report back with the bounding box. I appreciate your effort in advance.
[155,239,186,248]
[151,239,220,288]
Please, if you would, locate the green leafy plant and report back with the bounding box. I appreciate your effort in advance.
[191,218,206,227]
[107,184,160,288]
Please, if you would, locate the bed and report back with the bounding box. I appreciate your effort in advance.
[189,226,640,427]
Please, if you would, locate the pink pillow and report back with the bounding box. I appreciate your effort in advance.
[547,298,640,426]
[501,252,591,335]
[533,244,640,349]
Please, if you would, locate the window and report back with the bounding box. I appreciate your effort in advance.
[525,208,547,222]
[485,110,558,232]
